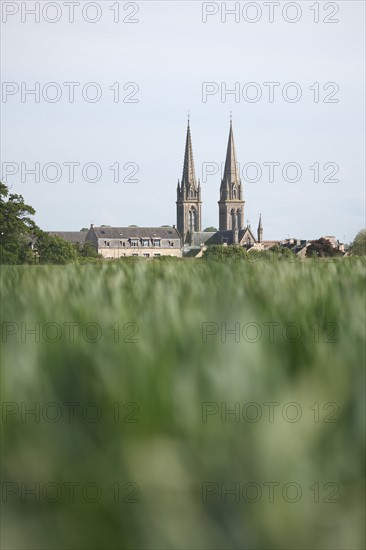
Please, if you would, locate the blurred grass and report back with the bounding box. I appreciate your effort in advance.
[1,258,365,549]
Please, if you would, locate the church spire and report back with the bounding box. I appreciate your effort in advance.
[181,119,197,194]
[223,119,239,186]
[176,118,202,242]
[258,213,263,230]
[218,119,245,231]
[257,214,263,243]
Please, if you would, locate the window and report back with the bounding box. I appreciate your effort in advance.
[143,253,150,258]
[142,239,150,247]
[132,253,138,256]
[154,253,161,257]
[153,240,161,247]
[131,239,138,247]
[170,242,174,247]
[104,241,110,247]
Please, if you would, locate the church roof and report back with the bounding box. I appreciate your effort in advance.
[191,227,257,247]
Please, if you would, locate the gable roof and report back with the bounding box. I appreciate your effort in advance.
[191,228,257,247]
[48,231,86,244]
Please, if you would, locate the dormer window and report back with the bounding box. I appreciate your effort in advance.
[142,239,150,247]
[153,240,161,247]
[131,239,139,247]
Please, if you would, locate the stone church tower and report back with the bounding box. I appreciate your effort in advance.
[176,120,202,242]
[218,120,245,231]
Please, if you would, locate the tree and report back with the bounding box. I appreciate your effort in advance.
[203,226,218,232]
[35,232,77,264]
[269,245,298,261]
[0,182,38,264]
[80,227,89,232]
[306,238,339,258]
[203,245,248,262]
[76,242,99,258]
[349,229,366,256]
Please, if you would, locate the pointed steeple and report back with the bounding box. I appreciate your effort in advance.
[258,214,263,230]
[223,119,240,185]
[176,118,202,241]
[181,120,197,193]
[257,214,263,243]
[218,118,245,231]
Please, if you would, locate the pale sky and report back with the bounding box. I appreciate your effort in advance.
[1,1,365,242]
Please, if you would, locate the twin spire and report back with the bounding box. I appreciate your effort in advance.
[177,116,263,239]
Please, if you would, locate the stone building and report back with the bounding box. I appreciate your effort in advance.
[180,119,261,256]
[85,226,182,259]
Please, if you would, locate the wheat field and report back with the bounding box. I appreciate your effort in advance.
[1,258,365,549]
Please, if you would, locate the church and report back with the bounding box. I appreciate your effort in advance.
[51,120,263,259]
[177,119,262,257]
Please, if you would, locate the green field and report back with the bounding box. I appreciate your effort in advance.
[1,258,365,549]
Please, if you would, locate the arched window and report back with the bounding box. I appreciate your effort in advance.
[189,208,196,233]
[233,186,237,199]
[231,209,236,230]
[237,209,241,230]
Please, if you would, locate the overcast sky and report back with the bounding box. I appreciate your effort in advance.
[1,1,365,241]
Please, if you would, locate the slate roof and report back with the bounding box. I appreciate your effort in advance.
[48,231,87,244]
[91,227,181,240]
[192,228,257,247]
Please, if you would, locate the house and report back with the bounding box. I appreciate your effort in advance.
[85,226,182,259]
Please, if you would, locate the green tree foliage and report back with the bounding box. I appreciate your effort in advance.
[349,229,366,256]
[0,182,38,264]
[306,238,340,258]
[35,232,77,264]
[74,242,99,258]
[203,226,218,232]
[203,245,248,261]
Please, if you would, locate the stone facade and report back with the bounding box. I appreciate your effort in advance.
[176,121,202,242]
[181,120,262,255]
[85,226,182,259]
